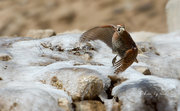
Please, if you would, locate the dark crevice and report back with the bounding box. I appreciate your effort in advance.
[106,75,128,99]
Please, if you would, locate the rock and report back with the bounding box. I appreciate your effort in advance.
[111,101,122,111]
[42,67,110,101]
[82,43,95,51]
[77,74,103,100]
[108,75,127,85]
[133,66,151,75]
[166,0,180,32]
[135,32,180,79]
[105,76,127,99]
[81,52,93,61]
[0,81,72,111]
[0,53,12,61]
[136,42,160,55]
[102,99,123,111]
[131,32,158,42]
[112,79,177,111]
[25,29,56,38]
[178,99,180,111]
[74,100,106,111]
[0,30,180,111]
[51,76,63,89]
[58,98,73,111]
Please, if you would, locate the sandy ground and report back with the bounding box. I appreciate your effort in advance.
[0,0,167,36]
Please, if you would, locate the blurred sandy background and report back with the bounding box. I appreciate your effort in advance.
[0,0,167,36]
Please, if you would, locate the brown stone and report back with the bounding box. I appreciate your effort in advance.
[106,76,127,99]
[74,100,106,111]
[51,76,63,89]
[133,66,151,75]
[0,53,12,61]
[58,98,72,111]
[25,29,56,38]
[77,74,103,100]
[108,75,127,85]
[43,68,109,101]
[111,100,122,111]
[81,53,92,61]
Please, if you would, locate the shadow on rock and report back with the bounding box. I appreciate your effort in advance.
[113,79,174,111]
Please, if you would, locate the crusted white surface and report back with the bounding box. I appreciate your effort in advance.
[0,31,180,110]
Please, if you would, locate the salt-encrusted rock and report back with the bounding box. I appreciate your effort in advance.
[178,99,180,111]
[133,66,151,75]
[0,31,180,111]
[0,52,12,61]
[112,79,179,111]
[111,101,122,111]
[74,100,106,111]
[41,67,110,101]
[136,42,160,55]
[26,29,56,38]
[131,31,158,42]
[133,32,180,79]
[166,0,180,32]
[58,98,73,111]
[102,99,122,111]
[81,52,93,61]
[0,81,72,111]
